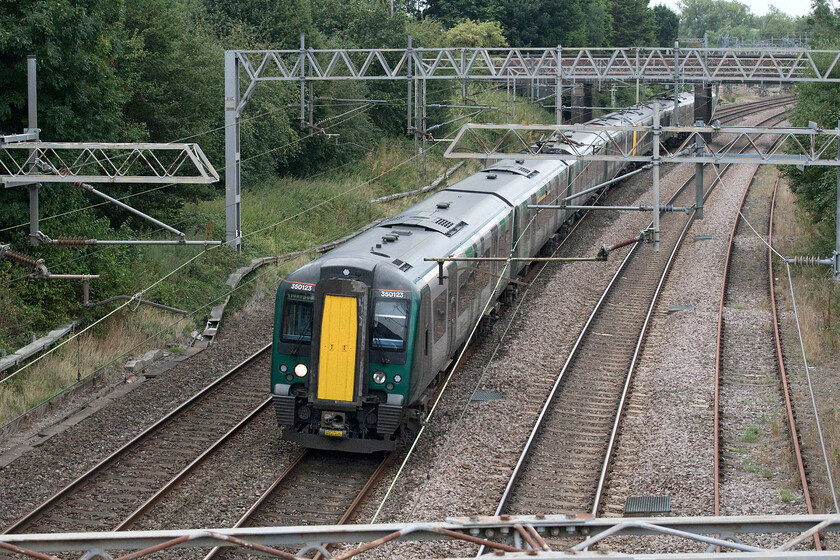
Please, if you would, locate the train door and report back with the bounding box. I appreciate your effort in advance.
[430,281,450,372]
[317,295,357,401]
[309,278,369,407]
[448,266,458,352]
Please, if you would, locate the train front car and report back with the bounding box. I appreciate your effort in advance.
[271,258,419,453]
[271,186,514,453]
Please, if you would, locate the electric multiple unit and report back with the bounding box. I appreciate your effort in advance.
[270,94,697,452]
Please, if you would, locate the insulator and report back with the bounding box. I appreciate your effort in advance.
[2,248,40,269]
[659,204,674,212]
[790,255,824,267]
[56,236,90,248]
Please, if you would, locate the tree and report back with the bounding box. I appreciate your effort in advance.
[422,0,501,30]
[444,19,508,47]
[653,5,679,46]
[678,0,753,42]
[203,0,315,48]
[582,0,613,47]
[608,0,655,46]
[0,0,141,142]
[758,6,797,39]
[785,0,840,254]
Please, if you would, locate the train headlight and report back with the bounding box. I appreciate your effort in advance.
[294,363,308,377]
[372,370,386,384]
[280,364,287,373]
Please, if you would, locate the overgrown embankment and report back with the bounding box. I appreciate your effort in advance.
[0,87,553,425]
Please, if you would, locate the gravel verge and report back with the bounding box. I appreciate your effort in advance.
[0,295,275,529]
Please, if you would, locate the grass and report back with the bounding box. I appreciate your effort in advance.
[772,178,840,513]
[780,488,796,503]
[0,307,191,426]
[742,457,761,473]
[1,83,556,426]
[743,425,761,443]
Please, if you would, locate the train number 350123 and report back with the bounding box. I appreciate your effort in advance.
[378,290,406,299]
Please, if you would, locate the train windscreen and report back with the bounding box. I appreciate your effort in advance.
[372,299,409,351]
[281,292,314,343]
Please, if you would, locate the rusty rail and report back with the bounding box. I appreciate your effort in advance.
[769,176,822,549]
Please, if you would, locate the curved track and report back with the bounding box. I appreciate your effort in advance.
[4,96,796,543]
[491,99,791,527]
[714,168,820,547]
[3,346,272,534]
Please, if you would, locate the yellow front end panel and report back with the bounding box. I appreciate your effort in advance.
[317,295,357,401]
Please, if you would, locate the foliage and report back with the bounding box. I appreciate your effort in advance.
[0,0,143,142]
[406,17,448,47]
[203,0,315,48]
[785,0,840,256]
[653,5,679,46]
[444,19,508,47]
[422,0,619,47]
[678,0,802,44]
[607,0,655,46]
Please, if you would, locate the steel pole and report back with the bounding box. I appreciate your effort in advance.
[653,101,661,252]
[695,123,704,220]
[407,36,413,135]
[673,41,680,126]
[299,33,306,130]
[224,50,242,251]
[835,119,840,280]
[555,45,562,125]
[27,55,39,247]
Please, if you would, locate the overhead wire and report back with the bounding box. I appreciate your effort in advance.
[0,218,371,387]
[0,93,393,235]
[369,101,784,528]
[785,261,840,513]
[0,77,513,237]
[1,106,479,383]
[0,105,376,290]
[371,156,613,530]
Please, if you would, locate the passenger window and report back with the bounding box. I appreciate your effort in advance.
[433,291,447,343]
[281,292,314,343]
[372,299,409,351]
[457,266,475,316]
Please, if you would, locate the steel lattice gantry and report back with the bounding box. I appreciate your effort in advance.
[1,514,839,560]
[2,57,222,260]
[224,43,840,250]
[0,142,218,186]
[233,46,840,85]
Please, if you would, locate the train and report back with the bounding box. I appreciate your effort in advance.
[270,93,696,453]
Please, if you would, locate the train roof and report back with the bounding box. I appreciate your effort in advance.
[284,185,512,291]
[281,94,700,293]
[445,158,566,206]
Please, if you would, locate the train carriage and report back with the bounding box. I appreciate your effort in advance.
[271,93,698,453]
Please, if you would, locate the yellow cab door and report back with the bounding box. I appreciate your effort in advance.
[317,294,357,401]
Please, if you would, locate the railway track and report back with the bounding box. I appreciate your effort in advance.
[4,96,795,544]
[714,96,792,122]
[201,451,390,560]
[714,168,821,545]
[489,99,791,529]
[3,346,272,534]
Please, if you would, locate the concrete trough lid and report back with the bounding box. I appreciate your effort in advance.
[471,390,506,402]
[0,322,76,373]
[624,495,671,516]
